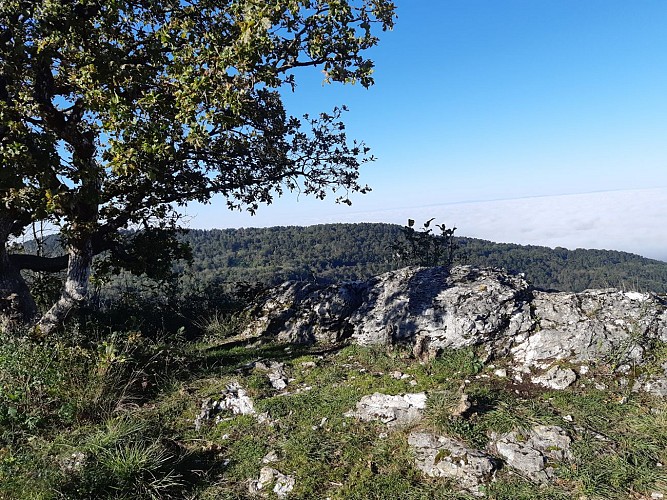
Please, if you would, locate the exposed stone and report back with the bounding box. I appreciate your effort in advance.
[255,361,289,390]
[249,467,295,498]
[350,266,531,353]
[489,425,572,483]
[194,382,266,430]
[531,366,577,390]
[60,451,86,473]
[344,392,427,427]
[262,450,279,464]
[242,265,667,395]
[450,393,472,418]
[633,376,667,397]
[511,289,664,369]
[243,280,366,344]
[408,431,499,496]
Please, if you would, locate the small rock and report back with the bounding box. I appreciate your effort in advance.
[651,493,664,500]
[249,467,295,498]
[391,371,403,379]
[493,368,507,378]
[531,366,577,390]
[489,425,572,483]
[194,383,259,430]
[451,393,472,418]
[562,415,573,422]
[579,365,589,375]
[409,431,499,496]
[643,377,667,397]
[344,392,427,427]
[60,451,86,473]
[262,450,279,464]
[301,361,317,369]
[616,364,631,375]
[255,361,289,391]
[409,380,418,386]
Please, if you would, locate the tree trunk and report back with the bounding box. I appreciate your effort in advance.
[0,217,38,330]
[36,240,92,336]
[0,248,38,329]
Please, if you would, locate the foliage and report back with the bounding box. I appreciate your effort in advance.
[390,218,457,268]
[0,0,396,331]
[170,223,667,293]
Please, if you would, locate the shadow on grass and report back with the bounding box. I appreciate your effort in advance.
[184,336,349,380]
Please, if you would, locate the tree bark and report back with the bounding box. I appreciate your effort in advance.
[0,248,38,328]
[36,239,93,336]
[0,217,38,329]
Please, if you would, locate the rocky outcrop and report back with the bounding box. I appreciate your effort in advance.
[243,266,667,391]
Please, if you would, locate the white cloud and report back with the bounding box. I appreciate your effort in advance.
[312,188,667,261]
[188,187,667,262]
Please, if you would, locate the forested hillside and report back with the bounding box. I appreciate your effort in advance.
[179,223,667,293]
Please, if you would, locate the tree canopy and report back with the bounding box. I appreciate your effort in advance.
[0,0,396,332]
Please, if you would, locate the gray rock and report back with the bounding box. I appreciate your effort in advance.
[249,467,295,498]
[408,431,499,496]
[241,266,667,379]
[194,382,261,430]
[511,289,665,369]
[344,392,427,427]
[255,361,289,391]
[350,266,531,353]
[635,377,667,397]
[489,425,572,483]
[60,451,86,473]
[244,280,365,344]
[450,393,472,417]
[531,366,577,390]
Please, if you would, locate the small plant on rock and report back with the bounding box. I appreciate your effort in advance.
[391,218,457,269]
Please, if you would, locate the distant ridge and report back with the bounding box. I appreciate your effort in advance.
[180,223,667,293]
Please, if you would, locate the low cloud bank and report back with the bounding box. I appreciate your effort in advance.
[316,188,667,262]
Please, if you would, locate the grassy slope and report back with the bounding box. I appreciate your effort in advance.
[2,321,666,499]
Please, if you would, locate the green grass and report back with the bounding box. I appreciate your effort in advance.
[1,324,666,499]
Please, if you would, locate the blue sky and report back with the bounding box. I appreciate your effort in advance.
[188,1,667,260]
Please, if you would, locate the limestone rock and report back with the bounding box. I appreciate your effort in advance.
[254,361,289,391]
[511,289,666,369]
[531,366,577,390]
[243,280,365,344]
[450,393,472,417]
[350,266,532,352]
[344,392,427,427]
[194,382,261,430]
[489,425,572,483]
[408,431,499,496]
[249,467,295,498]
[242,265,667,390]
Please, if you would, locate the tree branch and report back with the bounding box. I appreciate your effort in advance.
[9,253,69,272]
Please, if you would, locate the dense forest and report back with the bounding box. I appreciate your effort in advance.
[176,223,667,293]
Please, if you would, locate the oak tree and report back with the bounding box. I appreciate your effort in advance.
[0,0,395,333]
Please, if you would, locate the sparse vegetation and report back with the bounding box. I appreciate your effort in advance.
[2,318,666,498]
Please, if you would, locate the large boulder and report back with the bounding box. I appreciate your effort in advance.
[511,289,667,369]
[242,266,667,386]
[349,266,531,354]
